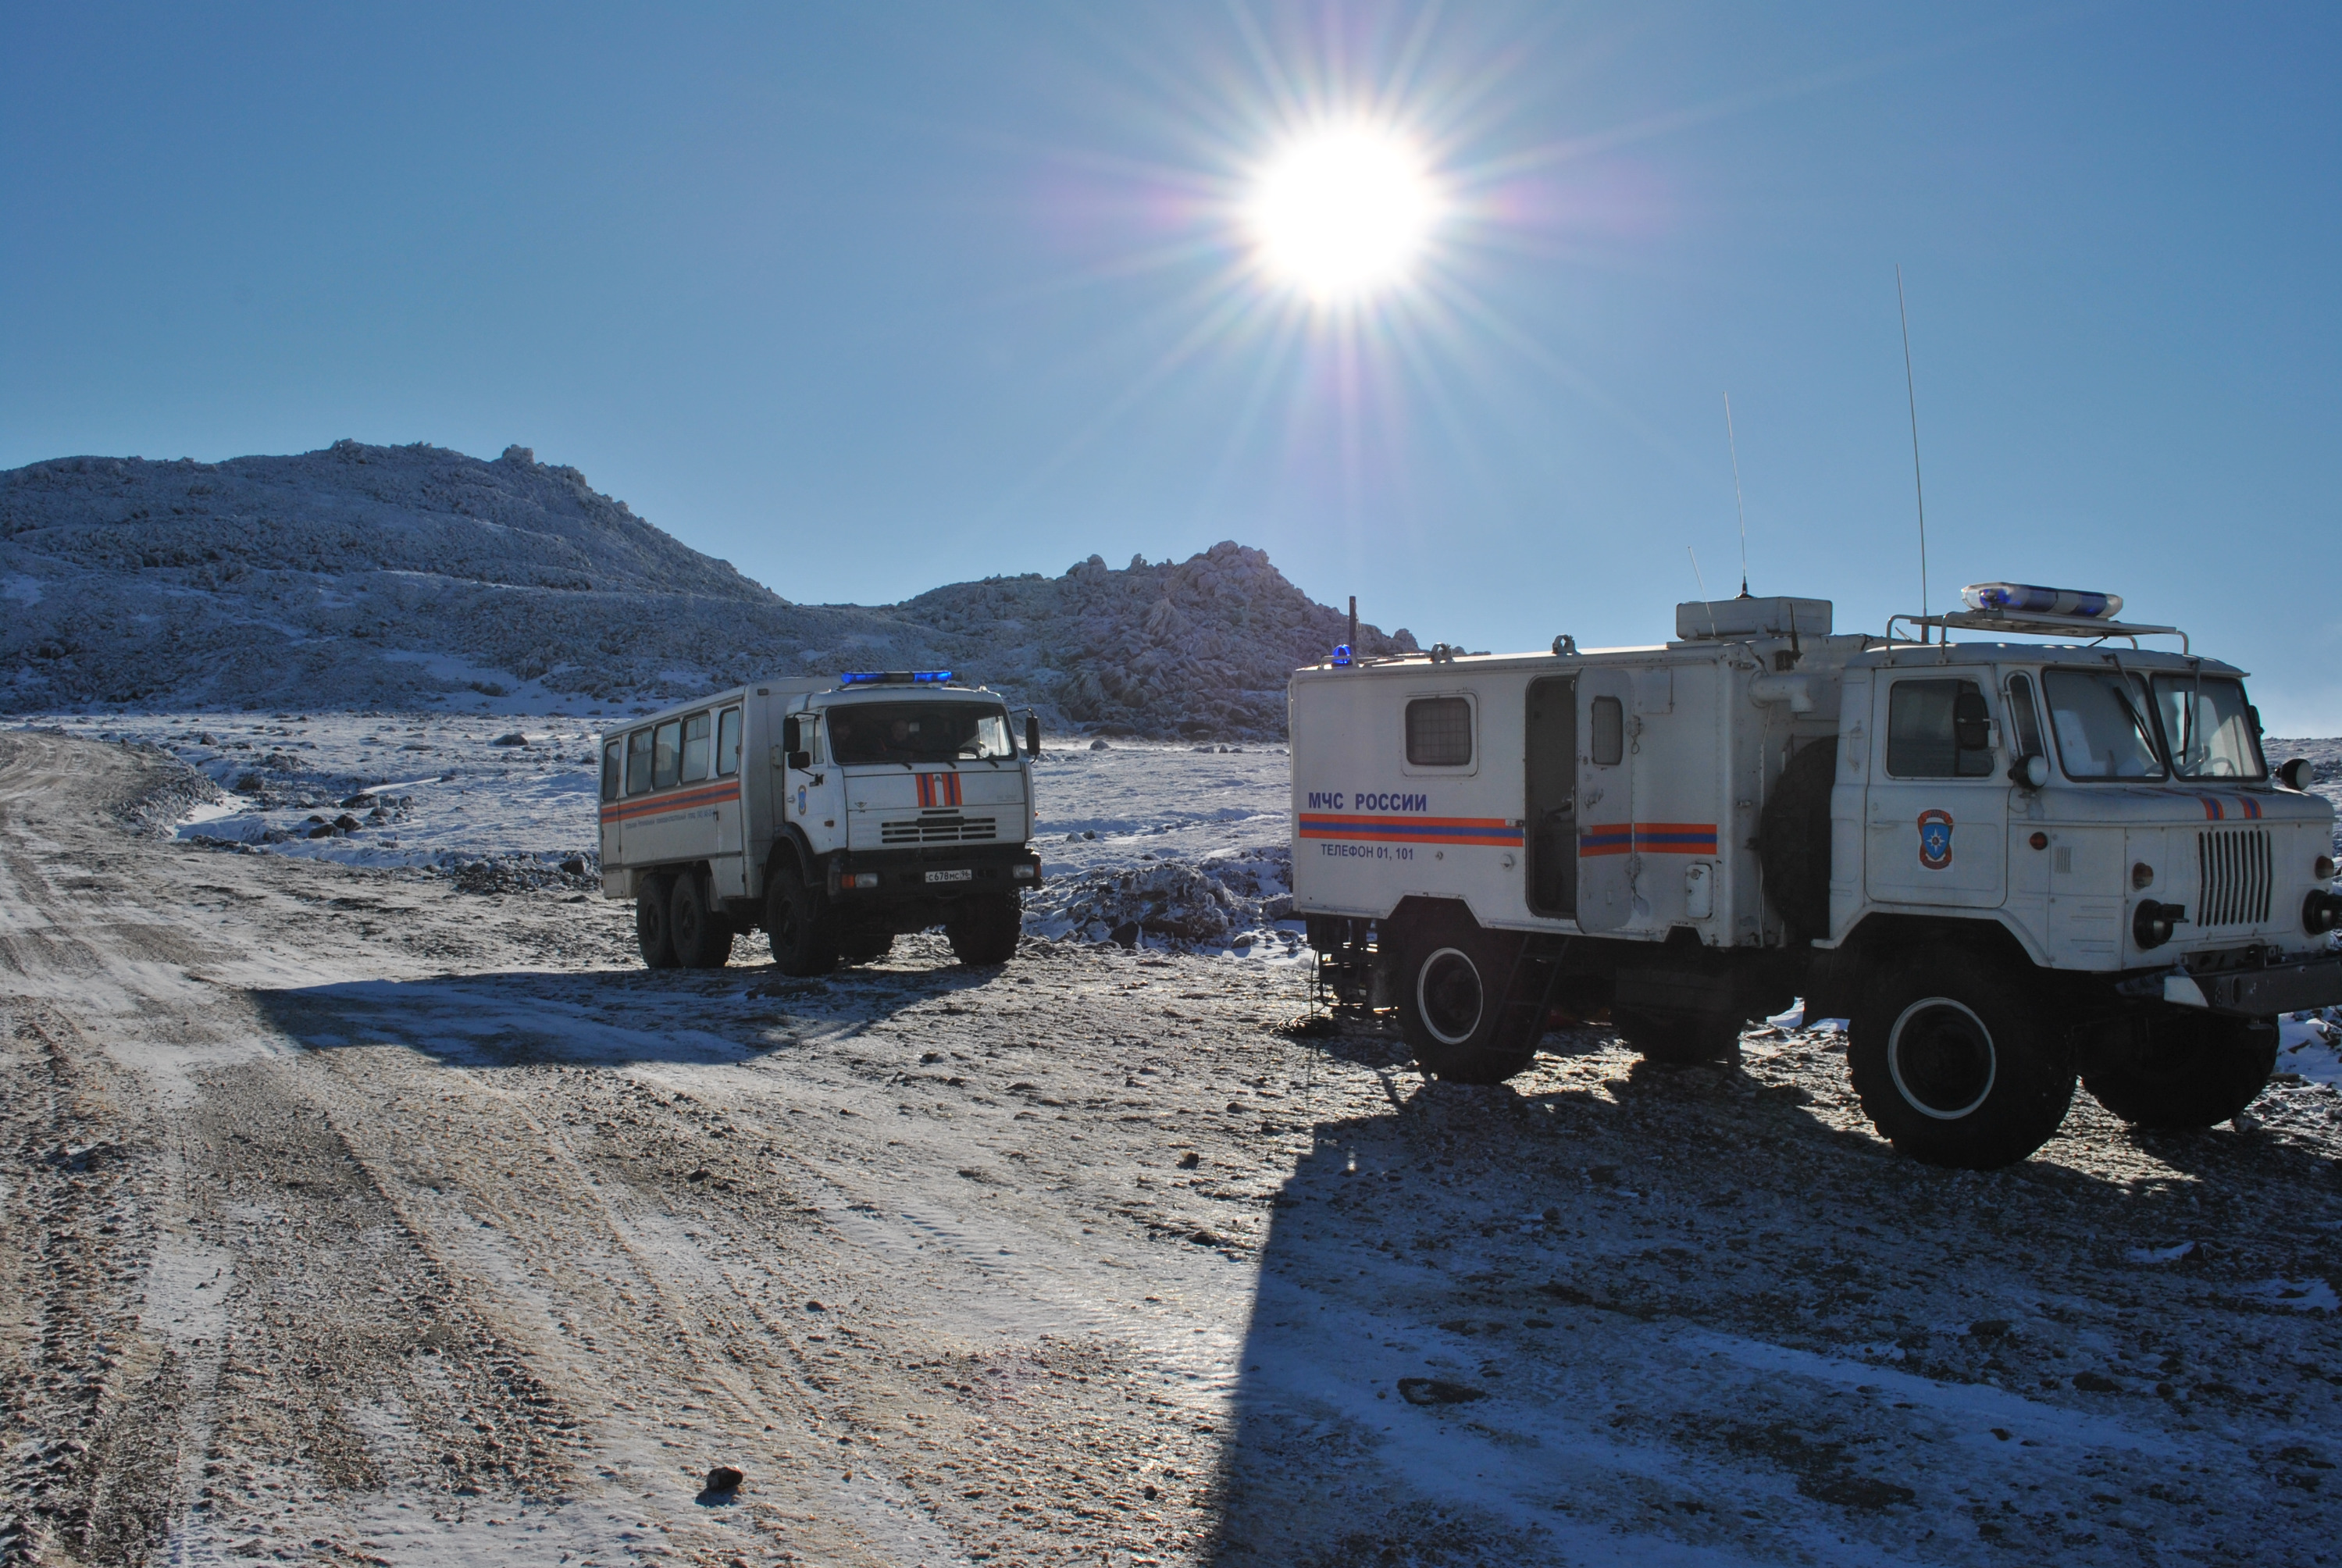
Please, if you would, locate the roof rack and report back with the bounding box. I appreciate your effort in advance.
[1888,609,2188,654]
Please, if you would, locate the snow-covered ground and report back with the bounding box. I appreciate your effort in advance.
[6,725,2342,1566]
[30,711,1317,953]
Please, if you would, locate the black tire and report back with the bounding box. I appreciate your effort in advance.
[836,931,896,967]
[1615,1007,1741,1064]
[2084,1015,2278,1130]
[765,871,837,977]
[1760,739,1837,945]
[945,896,1021,966]
[1395,922,1536,1085]
[1848,952,2076,1169]
[636,875,679,970]
[670,874,735,970]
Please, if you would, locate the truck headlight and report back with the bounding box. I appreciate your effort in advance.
[2307,890,2342,935]
[2132,899,2183,950]
[1012,864,1036,880]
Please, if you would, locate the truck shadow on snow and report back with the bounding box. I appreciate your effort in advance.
[247,954,1004,1069]
[1203,1026,2342,1565]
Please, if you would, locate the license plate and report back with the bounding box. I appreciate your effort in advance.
[925,868,973,884]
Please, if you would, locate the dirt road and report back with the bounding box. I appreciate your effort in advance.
[4,729,2340,1566]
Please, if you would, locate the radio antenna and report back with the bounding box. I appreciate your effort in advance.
[1724,392,1750,597]
[1895,265,1930,644]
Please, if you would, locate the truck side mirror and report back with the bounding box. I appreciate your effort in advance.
[1953,690,1991,753]
[781,716,811,772]
[1025,713,1041,759]
[2277,757,2314,792]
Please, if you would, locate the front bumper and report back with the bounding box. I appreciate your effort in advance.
[2126,951,2342,1016]
[825,844,1041,903]
[2198,953,2342,1016]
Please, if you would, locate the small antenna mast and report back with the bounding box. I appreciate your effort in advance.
[1687,547,1719,637]
[1724,391,1750,597]
[1895,264,1930,644]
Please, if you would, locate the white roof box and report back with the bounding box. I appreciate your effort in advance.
[1675,596,1832,641]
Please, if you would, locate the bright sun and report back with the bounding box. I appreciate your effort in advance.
[1249,126,1440,302]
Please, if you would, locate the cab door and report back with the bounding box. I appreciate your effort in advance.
[599,739,624,869]
[782,709,845,849]
[1864,671,2008,909]
[1577,668,1636,932]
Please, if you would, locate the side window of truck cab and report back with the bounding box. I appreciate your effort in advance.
[715,707,741,776]
[626,729,654,794]
[1886,678,1994,779]
[601,741,622,803]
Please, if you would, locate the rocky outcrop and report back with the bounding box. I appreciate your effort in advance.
[1,442,1411,737]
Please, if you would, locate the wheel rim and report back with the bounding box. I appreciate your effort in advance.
[1887,997,1997,1120]
[1417,947,1485,1046]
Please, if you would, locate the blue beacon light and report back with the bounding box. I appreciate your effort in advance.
[1961,583,2123,619]
[839,671,956,686]
[1331,645,1353,668]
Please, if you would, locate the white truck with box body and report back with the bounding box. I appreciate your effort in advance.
[598,672,1043,975]
[1291,589,2342,1168]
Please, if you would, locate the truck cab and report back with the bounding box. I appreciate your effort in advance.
[600,672,1043,975]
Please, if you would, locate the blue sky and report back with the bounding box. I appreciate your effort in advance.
[5,2,2337,729]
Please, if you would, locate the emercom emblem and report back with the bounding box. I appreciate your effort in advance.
[1917,808,1955,871]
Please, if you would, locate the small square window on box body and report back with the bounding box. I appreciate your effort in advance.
[1406,697,1473,766]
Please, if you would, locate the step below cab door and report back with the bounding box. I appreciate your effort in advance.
[1577,668,1636,932]
[1863,668,2008,910]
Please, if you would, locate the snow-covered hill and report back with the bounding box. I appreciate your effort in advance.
[1,440,1414,736]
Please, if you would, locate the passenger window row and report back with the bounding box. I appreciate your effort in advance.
[601,706,741,803]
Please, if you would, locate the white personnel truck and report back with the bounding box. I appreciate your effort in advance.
[1291,587,2342,1168]
[598,672,1043,975]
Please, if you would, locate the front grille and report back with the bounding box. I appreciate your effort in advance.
[879,813,997,846]
[2197,829,2272,927]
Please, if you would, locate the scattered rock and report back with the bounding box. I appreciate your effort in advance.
[1029,845,1295,952]
[1175,1151,1202,1169]
[492,732,528,747]
[704,1464,743,1493]
[1396,1377,1487,1406]
[2073,1371,2124,1393]
[1089,739,1110,750]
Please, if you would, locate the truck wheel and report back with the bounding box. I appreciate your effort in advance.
[636,875,679,969]
[1848,953,2075,1169]
[2084,1016,2278,1130]
[1614,1007,1741,1064]
[669,875,734,969]
[946,897,1021,965]
[1396,926,1536,1085]
[836,932,895,967]
[765,875,837,977]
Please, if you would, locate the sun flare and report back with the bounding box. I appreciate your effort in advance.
[1248,126,1440,303]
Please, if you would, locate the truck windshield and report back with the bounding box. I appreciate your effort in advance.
[2042,668,2165,781]
[827,702,1014,765]
[2151,674,2264,780]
